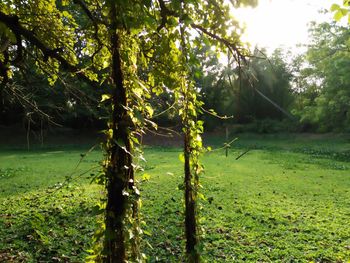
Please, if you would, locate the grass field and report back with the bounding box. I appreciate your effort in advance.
[1,133,350,262]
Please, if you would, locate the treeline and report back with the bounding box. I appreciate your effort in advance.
[293,21,350,132]
[156,19,350,133]
[1,20,349,133]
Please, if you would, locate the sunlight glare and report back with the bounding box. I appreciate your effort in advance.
[231,0,342,54]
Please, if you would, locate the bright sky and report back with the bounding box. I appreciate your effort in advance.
[232,0,343,54]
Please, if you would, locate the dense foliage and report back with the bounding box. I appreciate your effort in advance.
[3,8,350,135]
[197,48,294,131]
[0,0,255,261]
[292,21,350,132]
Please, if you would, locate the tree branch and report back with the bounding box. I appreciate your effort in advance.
[157,0,179,31]
[73,0,104,62]
[190,23,246,63]
[0,11,98,87]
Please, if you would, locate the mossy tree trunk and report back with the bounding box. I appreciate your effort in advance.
[103,4,134,262]
[184,132,200,263]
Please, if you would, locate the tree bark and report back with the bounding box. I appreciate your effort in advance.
[103,4,133,262]
[184,132,200,263]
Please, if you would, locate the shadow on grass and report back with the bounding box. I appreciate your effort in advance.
[0,184,100,262]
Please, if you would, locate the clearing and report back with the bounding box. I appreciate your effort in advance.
[0,133,349,262]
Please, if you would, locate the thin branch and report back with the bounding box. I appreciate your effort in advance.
[4,83,62,126]
[207,137,238,153]
[200,106,233,120]
[235,148,251,160]
[73,0,105,62]
[152,100,176,118]
[157,0,179,31]
[191,23,246,63]
[158,125,181,136]
[144,126,176,138]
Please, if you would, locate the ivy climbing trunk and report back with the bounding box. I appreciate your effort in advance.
[104,4,133,262]
[184,132,200,263]
[180,15,200,262]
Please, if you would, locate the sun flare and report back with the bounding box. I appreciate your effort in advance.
[231,0,340,54]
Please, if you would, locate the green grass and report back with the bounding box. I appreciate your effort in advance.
[0,146,102,262]
[1,134,350,262]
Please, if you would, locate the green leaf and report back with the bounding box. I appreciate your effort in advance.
[178,153,185,163]
[198,193,206,200]
[142,173,151,181]
[330,3,340,11]
[340,7,349,15]
[143,230,152,236]
[177,183,185,190]
[334,10,344,21]
[116,138,126,148]
[194,69,202,79]
[145,105,154,117]
[101,94,111,102]
[182,14,193,26]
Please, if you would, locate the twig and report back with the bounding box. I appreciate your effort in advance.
[152,101,176,118]
[200,106,233,120]
[208,137,238,153]
[236,148,251,160]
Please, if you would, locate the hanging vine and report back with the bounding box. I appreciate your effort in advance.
[0,1,255,262]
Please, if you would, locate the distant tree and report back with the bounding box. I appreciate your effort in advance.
[241,49,294,121]
[198,48,293,129]
[292,22,350,132]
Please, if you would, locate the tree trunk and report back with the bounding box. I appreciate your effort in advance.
[184,132,200,263]
[103,4,133,262]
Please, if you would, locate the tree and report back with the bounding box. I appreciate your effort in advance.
[292,21,350,132]
[198,48,294,130]
[245,49,294,121]
[0,1,156,260]
[0,0,254,261]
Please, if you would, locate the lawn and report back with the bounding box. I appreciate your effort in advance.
[1,133,350,262]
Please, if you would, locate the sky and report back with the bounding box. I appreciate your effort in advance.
[232,0,343,54]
